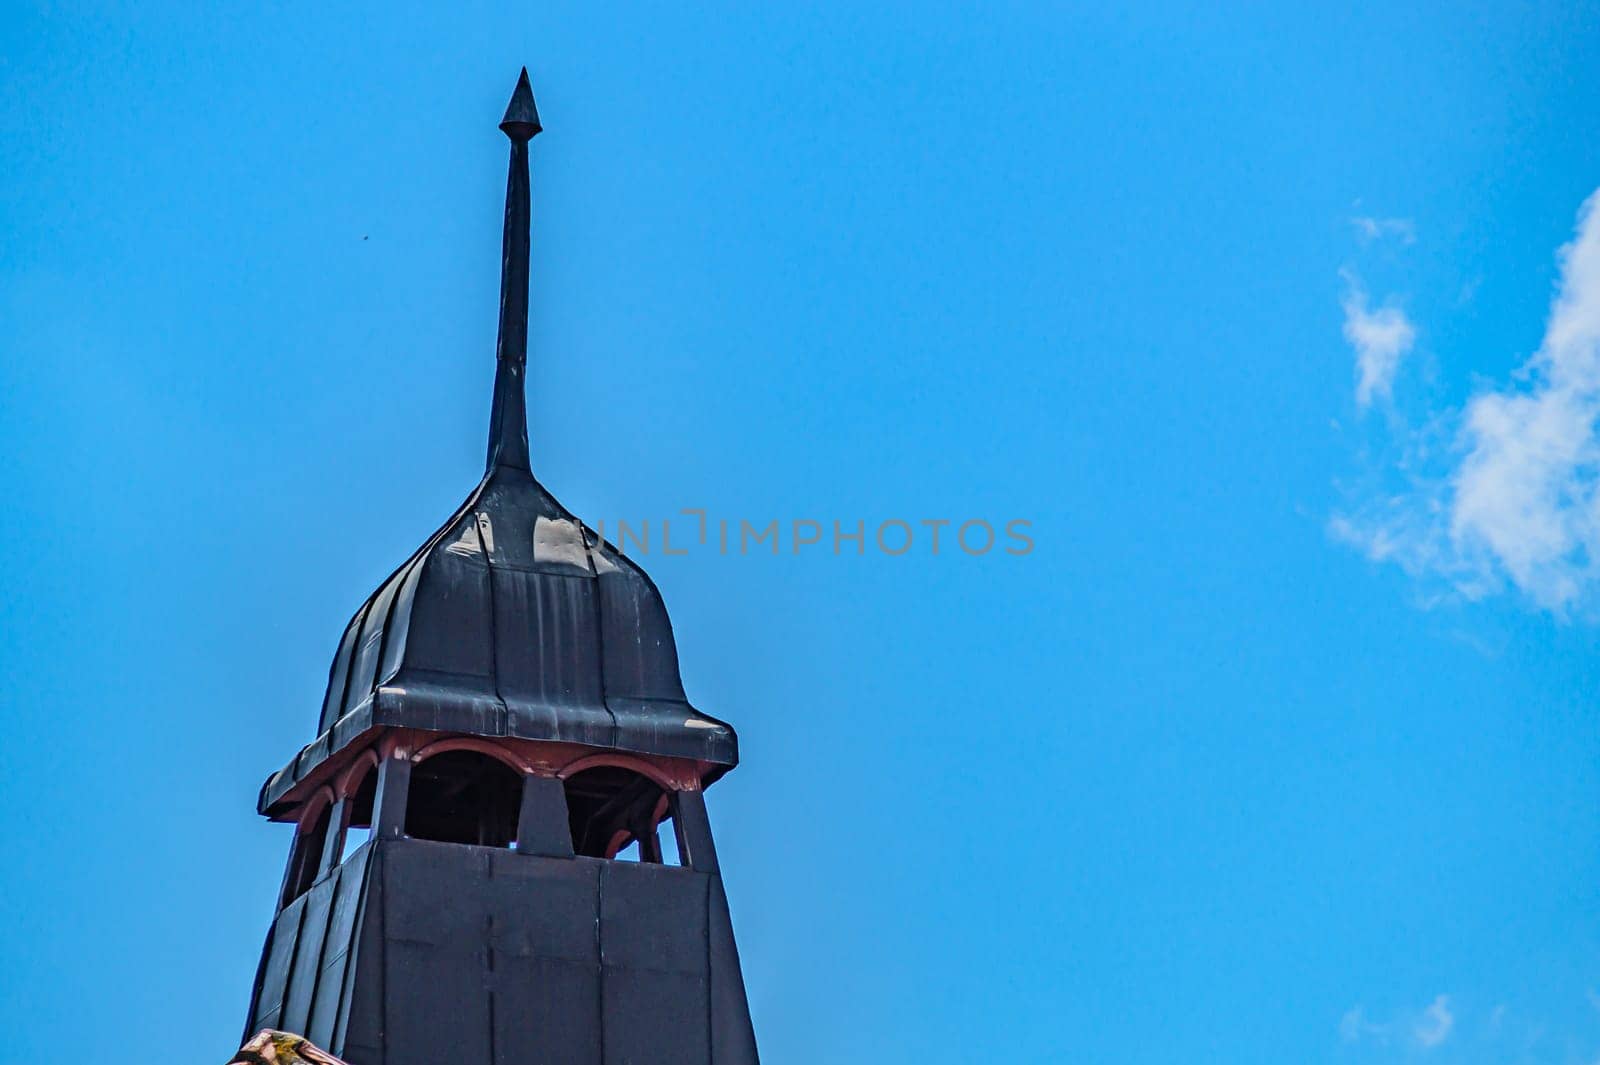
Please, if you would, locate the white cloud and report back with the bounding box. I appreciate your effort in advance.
[1340,1005,1389,1044]
[1414,994,1455,1048]
[1449,190,1600,611]
[1340,996,1455,1051]
[1343,274,1417,408]
[1353,215,1417,245]
[1344,997,1459,1042]
[1335,188,1600,616]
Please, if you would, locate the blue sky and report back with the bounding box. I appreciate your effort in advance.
[5,3,1600,1063]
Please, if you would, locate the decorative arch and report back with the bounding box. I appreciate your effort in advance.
[297,785,338,829]
[558,752,680,792]
[280,786,339,908]
[412,736,531,774]
[561,762,678,862]
[336,749,381,799]
[329,750,383,863]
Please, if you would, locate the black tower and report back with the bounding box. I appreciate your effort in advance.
[244,71,759,1065]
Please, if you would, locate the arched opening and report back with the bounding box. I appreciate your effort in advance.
[404,750,522,847]
[281,799,334,907]
[562,765,676,863]
[339,763,379,863]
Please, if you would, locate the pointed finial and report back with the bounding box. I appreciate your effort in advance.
[486,68,537,472]
[499,68,542,140]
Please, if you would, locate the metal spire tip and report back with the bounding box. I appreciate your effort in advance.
[499,67,542,140]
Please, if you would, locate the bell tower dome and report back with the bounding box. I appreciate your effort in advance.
[242,70,759,1065]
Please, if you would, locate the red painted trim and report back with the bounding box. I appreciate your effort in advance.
[297,786,338,832]
[603,828,633,860]
[558,752,681,791]
[336,748,381,798]
[411,736,530,773]
[265,729,711,818]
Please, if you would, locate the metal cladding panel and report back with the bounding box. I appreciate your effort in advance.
[503,689,621,748]
[306,946,348,1050]
[326,847,372,949]
[472,478,548,567]
[516,776,578,858]
[272,472,740,815]
[259,766,292,814]
[319,613,365,734]
[600,862,711,1065]
[492,568,610,743]
[486,847,600,960]
[306,845,373,1049]
[487,849,603,1063]
[599,862,708,973]
[595,560,686,702]
[383,840,491,944]
[300,732,333,777]
[346,575,402,722]
[381,842,493,1065]
[375,556,427,686]
[671,791,719,874]
[250,894,305,1034]
[709,876,761,1064]
[281,874,338,1036]
[245,849,378,1048]
[384,938,493,1065]
[250,837,757,1065]
[474,474,592,577]
[533,515,595,571]
[336,846,388,1063]
[608,697,737,764]
[492,957,603,1063]
[405,540,495,680]
[330,700,375,753]
[602,966,710,1065]
[375,679,506,736]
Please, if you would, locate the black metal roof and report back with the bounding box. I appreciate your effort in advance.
[259,71,735,815]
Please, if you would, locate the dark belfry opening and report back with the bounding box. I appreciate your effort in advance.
[563,765,676,863]
[339,764,379,863]
[404,750,523,847]
[280,801,333,906]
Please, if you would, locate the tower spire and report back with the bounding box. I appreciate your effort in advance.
[245,73,759,1063]
[486,68,541,472]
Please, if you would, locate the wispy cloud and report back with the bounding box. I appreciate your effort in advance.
[1342,273,1417,408]
[1353,215,1418,245]
[1341,995,1455,1051]
[1341,1005,1391,1045]
[1415,995,1456,1048]
[1339,992,1600,1062]
[1334,188,1600,616]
